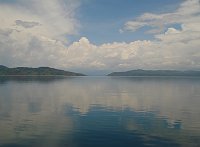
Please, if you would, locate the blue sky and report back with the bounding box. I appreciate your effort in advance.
[72,0,182,44]
[0,0,200,75]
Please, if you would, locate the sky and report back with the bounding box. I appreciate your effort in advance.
[0,0,200,75]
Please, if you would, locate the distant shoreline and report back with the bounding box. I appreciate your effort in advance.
[1,65,200,76]
[108,69,200,77]
[0,65,85,76]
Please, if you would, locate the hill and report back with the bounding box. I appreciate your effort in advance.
[108,69,200,76]
[0,65,85,76]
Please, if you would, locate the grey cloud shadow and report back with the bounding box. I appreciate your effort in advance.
[15,20,41,28]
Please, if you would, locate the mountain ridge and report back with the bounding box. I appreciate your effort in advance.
[0,65,85,76]
[108,69,200,76]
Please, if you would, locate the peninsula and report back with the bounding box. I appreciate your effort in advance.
[108,69,200,76]
[0,65,85,76]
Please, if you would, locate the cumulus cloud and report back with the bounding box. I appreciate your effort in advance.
[65,0,200,72]
[0,0,80,67]
[0,0,200,74]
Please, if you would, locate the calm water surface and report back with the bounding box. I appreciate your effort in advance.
[0,76,200,147]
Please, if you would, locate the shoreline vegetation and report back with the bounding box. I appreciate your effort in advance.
[108,69,200,76]
[0,65,85,76]
[1,65,200,76]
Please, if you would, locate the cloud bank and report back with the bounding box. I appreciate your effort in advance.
[0,0,200,74]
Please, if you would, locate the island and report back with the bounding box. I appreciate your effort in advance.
[0,65,85,76]
[108,69,200,76]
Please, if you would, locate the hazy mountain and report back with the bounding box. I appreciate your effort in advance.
[108,69,200,76]
[0,65,85,76]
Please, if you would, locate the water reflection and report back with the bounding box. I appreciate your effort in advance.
[0,77,200,146]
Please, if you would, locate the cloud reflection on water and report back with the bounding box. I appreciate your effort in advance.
[0,77,200,146]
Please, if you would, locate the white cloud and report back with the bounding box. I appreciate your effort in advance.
[0,0,80,41]
[123,0,200,34]
[124,21,147,32]
[65,28,200,72]
[0,0,80,67]
[0,0,200,74]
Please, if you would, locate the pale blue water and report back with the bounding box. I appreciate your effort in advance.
[0,76,200,147]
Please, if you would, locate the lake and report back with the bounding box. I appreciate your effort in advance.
[0,76,200,147]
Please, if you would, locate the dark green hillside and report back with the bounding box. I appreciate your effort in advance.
[0,65,85,76]
[108,69,200,76]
